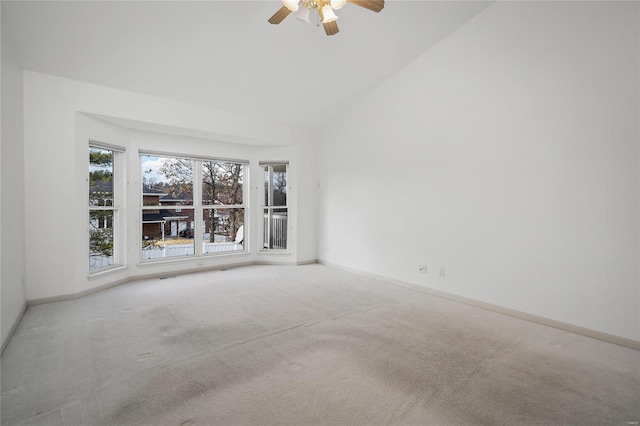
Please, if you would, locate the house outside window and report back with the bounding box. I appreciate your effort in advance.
[89,143,124,271]
[262,162,288,250]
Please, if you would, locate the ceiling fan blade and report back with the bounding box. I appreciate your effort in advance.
[323,20,339,36]
[268,6,292,24]
[347,0,384,13]
[317,7,339,36]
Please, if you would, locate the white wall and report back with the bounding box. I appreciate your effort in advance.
[1,4,27,349]
[318,1,639,341]
[295,138,318,264]
[23,72,317,301]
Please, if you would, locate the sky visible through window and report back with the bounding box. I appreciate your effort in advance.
[142,155,170,186]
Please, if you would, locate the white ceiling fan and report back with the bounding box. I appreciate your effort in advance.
[268,0,385,36]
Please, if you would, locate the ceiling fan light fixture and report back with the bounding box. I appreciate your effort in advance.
[321,5,338,23]
[268,0,383,36]
[282,0,299,12]
[296,6,310,23]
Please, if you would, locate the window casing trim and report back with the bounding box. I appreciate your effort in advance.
[261,163,288,252]
[89,143,125,273]
[259,160,289,166]
[90,139,126,153]
[139,149,249,165]
[139,153,248,262]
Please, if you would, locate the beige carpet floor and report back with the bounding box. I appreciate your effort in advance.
[1,264,639,425]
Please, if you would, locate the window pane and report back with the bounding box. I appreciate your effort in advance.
[202,161,243,206]
[89,210,114,270]
[202,208,245,254]
[264,208,287,250]
[141,155,193,205]
[141,208,195,260]
[89,148,113,206]
[272,165,287,207]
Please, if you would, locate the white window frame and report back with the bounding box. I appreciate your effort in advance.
[200,160,247,257]
[139,150,249,263]
[261,162,288,251]
[89,141,125,273]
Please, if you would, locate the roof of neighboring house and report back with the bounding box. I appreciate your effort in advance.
[89,181,113,193]
[142,212,166,223]
[142,209,190,223]
[160,195,188,203]
[142,187,167,196]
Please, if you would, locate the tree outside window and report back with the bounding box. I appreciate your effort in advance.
[89,146,119,271]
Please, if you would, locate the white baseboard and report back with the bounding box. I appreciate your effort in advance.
[318,260,640,351]
[1,301,27,355]
[26,260,318,306]
[27,261,255,305]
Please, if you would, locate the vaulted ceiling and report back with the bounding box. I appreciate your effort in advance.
[3,1,492,128]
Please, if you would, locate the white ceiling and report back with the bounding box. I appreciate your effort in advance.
[3,0,492,128]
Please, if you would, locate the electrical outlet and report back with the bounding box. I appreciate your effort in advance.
[439,268,445,277]
[418,265,428,274]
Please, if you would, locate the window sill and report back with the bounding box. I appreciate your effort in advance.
[88,265,128,280]
[258,250,291,256]
[138,251,250,267]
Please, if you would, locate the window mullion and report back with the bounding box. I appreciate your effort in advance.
[194,160,203,256]
[112,208,119,268]
[267,166,272,249]
[268,207,273,249]
[268,167,274,207]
